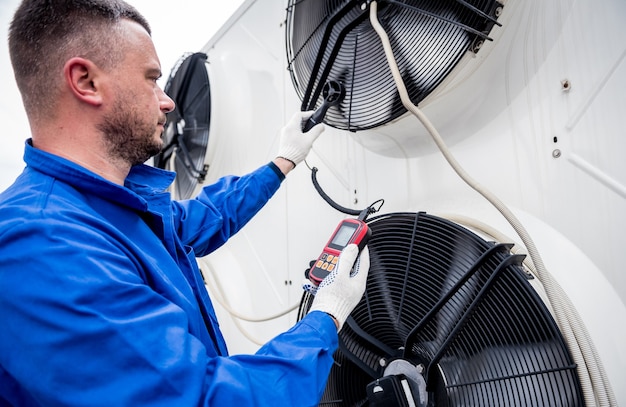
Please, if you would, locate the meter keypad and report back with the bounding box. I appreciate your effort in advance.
[315,252,339,273]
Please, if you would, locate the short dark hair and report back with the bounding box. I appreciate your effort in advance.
[8,0,152,120]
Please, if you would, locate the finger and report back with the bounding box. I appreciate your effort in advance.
[291,110,315,124]
[337,244,359,275]
[304,124,325,142]
[300,110,316,120]
[351,245,370,282]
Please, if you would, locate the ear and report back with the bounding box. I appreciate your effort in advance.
[63,57,104,107]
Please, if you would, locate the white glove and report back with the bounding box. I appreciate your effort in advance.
[309,244,370,332]
[277,111,325,167]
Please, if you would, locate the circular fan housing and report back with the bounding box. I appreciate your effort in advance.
[286,0,504,132]
[300,212,584,406]
[153,52,211,199]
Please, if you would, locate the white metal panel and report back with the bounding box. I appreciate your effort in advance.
[192,0,626,402]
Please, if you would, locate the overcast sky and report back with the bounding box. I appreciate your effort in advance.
[0,0,244,190]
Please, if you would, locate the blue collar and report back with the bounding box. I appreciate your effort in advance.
[24,139,177,212]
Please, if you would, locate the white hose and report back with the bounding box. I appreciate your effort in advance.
[200,259,300,346]
[368,2,616,405]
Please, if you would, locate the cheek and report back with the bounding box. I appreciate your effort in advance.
[150,88,165,112]
[136,89,161,116]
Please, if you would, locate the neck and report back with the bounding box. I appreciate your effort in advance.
[32,134,131,186]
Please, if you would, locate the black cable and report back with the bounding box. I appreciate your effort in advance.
[310,166,383,220]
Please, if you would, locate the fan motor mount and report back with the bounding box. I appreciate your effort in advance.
[366,359,428,406]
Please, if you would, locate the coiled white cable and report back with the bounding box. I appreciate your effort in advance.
[368,2,615,405]
[200,259,300,346]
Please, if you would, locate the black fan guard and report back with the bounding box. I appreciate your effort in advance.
[286,0,503,132]
[153,52,211,200]
[299,212,584,406]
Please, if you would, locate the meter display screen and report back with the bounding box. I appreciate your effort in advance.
[329,223,357,249]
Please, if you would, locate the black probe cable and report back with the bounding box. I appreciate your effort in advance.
[309,166,383,220]
[310,167,360,216]
[302,79,383,219]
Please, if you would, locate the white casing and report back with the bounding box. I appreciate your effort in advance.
[178,0,626,402]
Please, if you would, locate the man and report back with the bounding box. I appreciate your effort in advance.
[0,0,369,406]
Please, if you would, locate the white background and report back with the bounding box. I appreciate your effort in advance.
[0,0,243,190]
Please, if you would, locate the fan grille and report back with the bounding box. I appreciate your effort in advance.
[153,52,210,199]
[286,0,503,131]
[301,212,584,406]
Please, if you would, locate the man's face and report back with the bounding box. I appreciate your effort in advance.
[97,20,174,166]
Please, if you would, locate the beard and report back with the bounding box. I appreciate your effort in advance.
[97,100,163,167]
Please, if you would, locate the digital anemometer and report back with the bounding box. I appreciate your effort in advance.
[308,217,371,286]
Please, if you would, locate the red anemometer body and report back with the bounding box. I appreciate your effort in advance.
[308,218,371,285]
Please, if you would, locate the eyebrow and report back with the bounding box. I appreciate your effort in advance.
[146,67,163,79]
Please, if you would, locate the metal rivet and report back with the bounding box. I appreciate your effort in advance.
[552,149,562,158]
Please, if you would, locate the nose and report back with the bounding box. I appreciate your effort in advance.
[159,87,175,114]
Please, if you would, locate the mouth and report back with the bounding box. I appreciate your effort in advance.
[156,119,167,138]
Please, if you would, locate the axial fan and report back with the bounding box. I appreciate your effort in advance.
[285,0,503,131]
[299,212,584,406]
[153,52,211,199]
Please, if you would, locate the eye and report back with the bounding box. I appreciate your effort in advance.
[147,69,163,83]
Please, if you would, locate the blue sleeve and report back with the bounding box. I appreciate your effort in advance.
[206,311,337,406]
[172,163,283,256]
[0,214,337,406]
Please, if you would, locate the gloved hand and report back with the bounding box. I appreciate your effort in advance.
[277,111,325,167]
[308,244,370,332]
